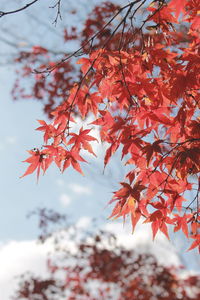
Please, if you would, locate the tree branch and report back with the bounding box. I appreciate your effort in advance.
[0,0,40,18]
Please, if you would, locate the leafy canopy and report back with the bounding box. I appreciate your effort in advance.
[18,0,200,250]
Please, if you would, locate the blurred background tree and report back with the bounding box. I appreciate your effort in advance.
[13,209,200,300]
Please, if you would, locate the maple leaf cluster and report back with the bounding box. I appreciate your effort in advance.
[18,1,200,250]
[13,210,200,300]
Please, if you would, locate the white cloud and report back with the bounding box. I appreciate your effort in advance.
[68,183,92,195]
[0,240,51,300]
[5,136,17,144]
[56,179,65,186]
[103,221,181,267]
[76,217,91,229]
[0,136,17,151]
[59,193,72,207]
[0,221,197,300]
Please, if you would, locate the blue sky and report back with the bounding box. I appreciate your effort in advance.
[0,67,114,241]
[0,0,118,242]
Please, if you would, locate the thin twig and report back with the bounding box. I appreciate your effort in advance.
[0,0,40,18]
[50,0,62,26]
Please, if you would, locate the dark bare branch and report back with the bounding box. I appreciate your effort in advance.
[50,0,62,26]
[0,0,40,18]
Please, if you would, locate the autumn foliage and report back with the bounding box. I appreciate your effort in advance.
[16,1,200,250]
[13,210,200,300]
